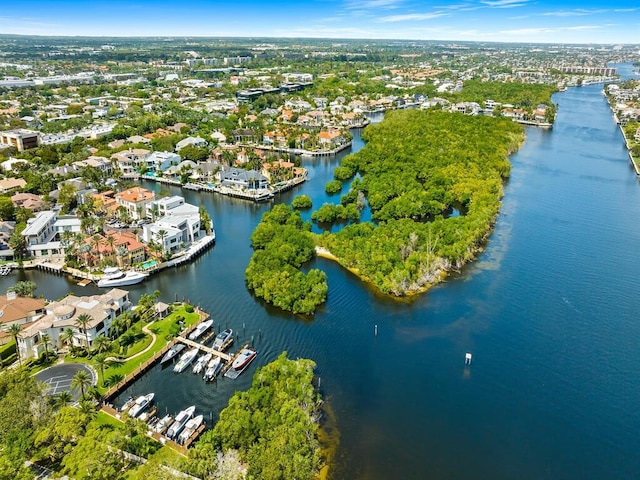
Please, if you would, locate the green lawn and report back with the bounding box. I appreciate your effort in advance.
[96,305,202,393]
[93,410,124,428]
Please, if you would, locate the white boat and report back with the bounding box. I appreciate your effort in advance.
[187,319,213,340]
[178,414,204,444]
[128,393,154,418]
[160,343,185,365]
[120,396,135,412]
[173,348,199,373]
[192,353,212,374]
[212,328,233,351]
[166,405,196,439]
[97,269,147,287]
[203,356,222,381]
[154,414,173,433]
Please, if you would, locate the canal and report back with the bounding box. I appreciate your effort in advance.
[4,64,640,479]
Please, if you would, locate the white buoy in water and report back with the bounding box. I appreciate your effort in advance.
[465,353,472,365]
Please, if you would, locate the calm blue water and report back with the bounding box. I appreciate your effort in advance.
[5,66,640,479]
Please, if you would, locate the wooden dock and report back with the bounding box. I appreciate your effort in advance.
[175,336,231,362]
[102,308,210,403]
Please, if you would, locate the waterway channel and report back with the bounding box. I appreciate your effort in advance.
[4,64,640,479]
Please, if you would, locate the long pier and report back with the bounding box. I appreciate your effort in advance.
[175,336,231,361]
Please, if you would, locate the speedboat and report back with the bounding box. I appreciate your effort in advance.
[212,328,233,351]
[192,353,212,374]
[178,414,204,444]
[187,319,213,341]
[97,269,147,287]
[231,348,257,371]
[128,393,154,418]
[166,405,196,439]
[154,414,173,433]
[203,356,222,381]
[120,396,135,412]
[160,343,185,365]
[173,348,199,373]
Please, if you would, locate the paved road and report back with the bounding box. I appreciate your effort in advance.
[34,363,96,401]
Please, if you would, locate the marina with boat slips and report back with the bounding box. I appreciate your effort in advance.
[100,309,257,454]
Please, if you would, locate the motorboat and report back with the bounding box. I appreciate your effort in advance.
[178,414,204,444]
[119,396,135,412]
[192,353,212,374]
[212,328,233,351]
[173,348,199,373]
[166,405,196,439]
[160,343,185,365]
[154,414,173,433]
[97,269,147,287]
[231,348,257,371]
[187,319,213,340]
[128,393,154,418]
[203,356,222,381]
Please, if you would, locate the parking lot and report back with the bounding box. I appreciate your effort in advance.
[34,363,96,401]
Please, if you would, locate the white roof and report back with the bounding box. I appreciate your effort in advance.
[22,211,56,236]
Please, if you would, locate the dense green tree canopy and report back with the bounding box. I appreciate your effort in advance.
[317,109,524,296]
[245,204,328,314]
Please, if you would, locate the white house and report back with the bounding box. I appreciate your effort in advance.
[21,211,82,258]
[142,197,203,254]
[17,288,131,359]
[176,136,208,151]
[143,151,180,172]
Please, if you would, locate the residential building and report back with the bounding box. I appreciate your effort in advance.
[17,288,131,358]
[0,177,27,194]
[111,148,150,176]
[0,291,46,346]
[1,157,29,172]
[79,230,146,268]
[0,129,39,152]
[11,192,45,212]
[0,221,15,258]
[219,166,269,190]
[21,210,81,258]
[176,136,208,150]
[143,151,180,172]
[115,187,156,220]
[142,196,205,254]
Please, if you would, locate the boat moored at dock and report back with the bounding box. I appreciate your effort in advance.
[212,328,233,351]
[187,319,213,341]
[178,414,204,444]
[166,405,196,439]
[128,393,154,418]
[173,348,199,373]
[203,356,222,381]
[160,343,185,365]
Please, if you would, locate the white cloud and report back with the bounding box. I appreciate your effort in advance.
[379,12,448,22]
[345,0,404,9]
[500,25,602,35]
[542,9,608,17]
[481,0,528,8]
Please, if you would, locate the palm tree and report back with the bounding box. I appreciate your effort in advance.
[92,334,111,354]
[157,229,168,253]
[93,353,109,387]
[106,235,116,257]
[71,370,92,400]
[40,333,53,360]
[8,323,22,365]
[75,313,93,349]
[60,327,76,349]
[55,391,73,408]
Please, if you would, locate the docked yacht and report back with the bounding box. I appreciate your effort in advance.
[97,267,147,287]
[178,414,204,444]
[166,405,196,439]
[128,393,154,418]
[231,348,257,371]
[203,356,222,381]
[154,414,173,434]
[192,353,212,374]
[173,348,199,373]
[160,343,185,365]
[187,319,213,341]
[212,328,233,351]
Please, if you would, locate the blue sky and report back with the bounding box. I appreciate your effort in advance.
[1,0,639,44]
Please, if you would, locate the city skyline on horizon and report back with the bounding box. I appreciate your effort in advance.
[0,0,639,45]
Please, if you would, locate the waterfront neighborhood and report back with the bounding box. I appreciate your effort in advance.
[0,31,639,480]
